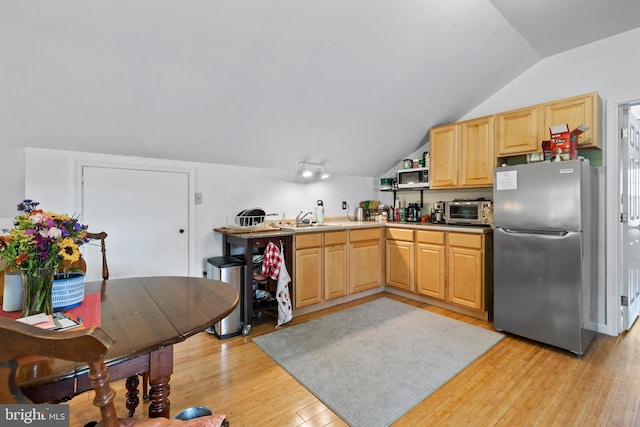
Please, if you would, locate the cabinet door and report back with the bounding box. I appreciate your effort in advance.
[543,93,595,148]
[385,240,415,292]
[447,246,483,310]
[416,243,445,300]
[496,106,540,156]
[430,124,458,188]
[325,243,348,300]
[349,240,381,294]
[294,246,323,308]
[460,115,494,187]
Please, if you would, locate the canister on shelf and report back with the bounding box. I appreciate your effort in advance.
[379,177,392,190]
[402,159,412,169]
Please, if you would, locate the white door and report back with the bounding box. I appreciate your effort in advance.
[81,166,189,281]
[620,105,640,330]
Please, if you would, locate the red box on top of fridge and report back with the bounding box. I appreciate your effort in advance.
[549,124,588,161]
[549,124,572,161]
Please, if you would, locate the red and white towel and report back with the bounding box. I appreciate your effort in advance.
[261,241,292,326]
[276,246,292,326]
[262,241,282,280]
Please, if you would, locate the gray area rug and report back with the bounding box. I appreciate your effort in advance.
[253,298,504,427]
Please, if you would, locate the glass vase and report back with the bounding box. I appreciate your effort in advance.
[21,264,57,317]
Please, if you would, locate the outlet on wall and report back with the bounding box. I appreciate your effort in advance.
[342,201,347,210]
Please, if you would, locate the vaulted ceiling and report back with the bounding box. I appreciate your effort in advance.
[3,1,640,178]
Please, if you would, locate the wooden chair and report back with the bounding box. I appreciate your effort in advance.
[86,231,110,281]
[59,231,110,281]
[0,317,228,427]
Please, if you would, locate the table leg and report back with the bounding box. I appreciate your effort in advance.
[148,345,174,418]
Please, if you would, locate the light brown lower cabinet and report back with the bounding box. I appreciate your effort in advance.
[447,233,484,311]
[349,228,383,294]
[415,230,446,300]
[386,228,415,292]
[293,230,354,309]
[391,227,490,318]
[324,231,348,300]
[291,226,489,317]
[294,233,323,308]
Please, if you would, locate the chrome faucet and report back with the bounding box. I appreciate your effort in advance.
[296,211,313,225]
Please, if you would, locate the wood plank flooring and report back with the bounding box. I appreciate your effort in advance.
[67,292,640,426]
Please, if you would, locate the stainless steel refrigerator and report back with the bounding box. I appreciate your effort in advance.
[493,160,598,355]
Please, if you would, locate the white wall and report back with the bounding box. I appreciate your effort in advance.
[24,148,377,276]
[0,147,26,218]
[463,27,640,118]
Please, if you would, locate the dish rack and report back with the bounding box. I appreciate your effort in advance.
[224,209,280,230]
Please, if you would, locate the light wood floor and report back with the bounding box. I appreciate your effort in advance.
[67,292,640,427]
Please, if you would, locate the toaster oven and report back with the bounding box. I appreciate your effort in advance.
[445,199,492,225]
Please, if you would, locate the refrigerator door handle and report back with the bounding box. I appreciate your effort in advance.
[502,228,571,237]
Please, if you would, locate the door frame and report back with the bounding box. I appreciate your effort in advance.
[606,94,640,335]
[72,159,197,277]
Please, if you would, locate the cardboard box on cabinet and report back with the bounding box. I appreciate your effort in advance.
[549,124,589,161]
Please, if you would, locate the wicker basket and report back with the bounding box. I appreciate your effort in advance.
[52,273,85,310]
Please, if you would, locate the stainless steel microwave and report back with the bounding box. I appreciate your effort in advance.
[397,167,430,189]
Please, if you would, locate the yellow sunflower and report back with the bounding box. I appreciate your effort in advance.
[58,237,81,262]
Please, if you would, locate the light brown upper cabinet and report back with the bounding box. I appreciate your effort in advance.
[430,115,494,189]
[496,105,541,156]
[495,92,602,157]
[542,92,601,149]
[430,123,458,188]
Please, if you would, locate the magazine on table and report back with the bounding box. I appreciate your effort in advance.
[17,311,83,331]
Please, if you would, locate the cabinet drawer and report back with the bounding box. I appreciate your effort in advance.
[350,228,381,242]
[386,228,414,242]
[295,233,323,249]
[416,230,445,245]
[324,230,347,246]
[448,233,483,249]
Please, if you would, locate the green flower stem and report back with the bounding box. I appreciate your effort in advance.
[21,263,57,316]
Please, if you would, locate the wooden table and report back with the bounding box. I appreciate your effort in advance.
[16,276,239,418]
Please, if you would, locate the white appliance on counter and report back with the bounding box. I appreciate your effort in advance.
[492,160,598,355]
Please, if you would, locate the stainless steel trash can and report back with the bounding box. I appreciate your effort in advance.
[206,256,243,339]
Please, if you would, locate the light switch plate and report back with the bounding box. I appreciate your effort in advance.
[195,193,203,204]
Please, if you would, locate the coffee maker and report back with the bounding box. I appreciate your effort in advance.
[431,201,446,224]
[406,203,421,222]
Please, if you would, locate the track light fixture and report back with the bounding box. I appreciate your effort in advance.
[297,162,330,182]
[319,165,330,180]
